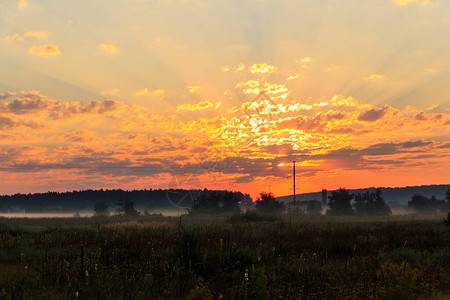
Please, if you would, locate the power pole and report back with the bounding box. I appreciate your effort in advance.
[293,160,296,203]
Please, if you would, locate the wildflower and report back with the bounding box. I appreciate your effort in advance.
[75,291,79,298]
[244,268,249,281]
[24,265,28,269]
[85,270,89,277]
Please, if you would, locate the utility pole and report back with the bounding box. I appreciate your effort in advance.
[293,160,296,203]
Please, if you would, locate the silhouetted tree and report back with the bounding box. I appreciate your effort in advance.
[255,192,284,215]
[354,188,391,216]
[189,191,241,214]
[241,193,253,207]
[446,188,450,204]
[117,197,139,216]
[93,201,109,216]
[327,188,355,216]
[408,194,445,214]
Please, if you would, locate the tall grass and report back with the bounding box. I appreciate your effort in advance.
[0,214,448,299]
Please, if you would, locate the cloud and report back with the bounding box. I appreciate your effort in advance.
[133,88,164,97]
[24,31,47,39]
[100,89,119,96]
[221,65,231,72]
[0,91,125,120]
[177,100,213,111]
[0,117,17,129]
[5,32,47,42]
[297,57,313,63]
[391,0,436,5]
[151,89,165,96]
[3,95,55,114]
[0,84,448,196]
[248,64,277,74]
[98,43,118,55]
[358,106,389,121]
[235,63,245,73]
[187,86,199,95]
[287,75,299,80]
[29,44,61,56]
[235,80,289,98]
[17,0,28,9]
[392,0,418,5]
[0,92,17,100]
[4,34,23,42]
[134,88,149,96]
[365,74,385,81]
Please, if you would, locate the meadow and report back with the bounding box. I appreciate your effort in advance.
[0,213,449,299]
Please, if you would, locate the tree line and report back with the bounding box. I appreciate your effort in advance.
[183,187,450,217]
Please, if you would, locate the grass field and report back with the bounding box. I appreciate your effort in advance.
[0,213,449,299]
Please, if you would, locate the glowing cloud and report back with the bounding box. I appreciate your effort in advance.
[295,57,314,66]
[4,34,22,42]
[249,64,277,74]
[392,0,418,5]
[287,75,299,80]
[98,43,118,55]
[151,89,165,96]
[221,65,231,72]
[28,44,61,56]
[176,100,213,111]
[134,88,149,96]
[235,63,246,73]
[187,86,200,95]
[100,89,119,96]
[17,0,28,9]
[365,74,385,81]
[392,0,435,5]
[24,32,47,39]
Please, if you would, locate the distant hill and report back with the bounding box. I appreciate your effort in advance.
[276,185,450,205]
[0,189,244,213]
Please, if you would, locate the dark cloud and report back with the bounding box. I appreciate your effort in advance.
[325,112,346,120]
[0,116,17,129]
[6,97,54,114]
[358,106,388,121]
[399,140,432,149]
[0,92,16,100]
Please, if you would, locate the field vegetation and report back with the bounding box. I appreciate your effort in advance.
[0,211,449,299]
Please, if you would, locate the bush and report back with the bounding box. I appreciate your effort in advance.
[93,201,109,216]
[254,192,284,215]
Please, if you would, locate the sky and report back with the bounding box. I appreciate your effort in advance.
[0,0,449,199]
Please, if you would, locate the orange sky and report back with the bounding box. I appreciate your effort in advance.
[0,0,449,199]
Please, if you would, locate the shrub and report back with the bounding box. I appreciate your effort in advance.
[255,192,284,215]
[376,260,424,299]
